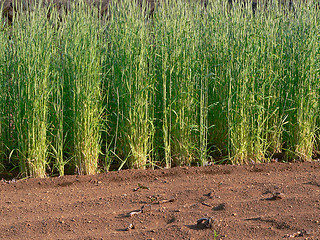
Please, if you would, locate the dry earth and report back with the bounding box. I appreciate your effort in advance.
[1,161,320,239]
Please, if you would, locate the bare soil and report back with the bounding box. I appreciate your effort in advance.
[1,161,320,239]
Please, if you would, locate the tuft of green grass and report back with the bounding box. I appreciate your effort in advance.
[10,2,55,177]
[0,10,6,170]
[105,0,155,169]
[59,1,104,175]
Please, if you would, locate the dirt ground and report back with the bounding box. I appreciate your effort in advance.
[1,161,320,240]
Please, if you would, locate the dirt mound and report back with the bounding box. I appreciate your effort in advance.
[1,161,320,239]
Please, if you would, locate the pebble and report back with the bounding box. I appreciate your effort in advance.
[126,223,135,231]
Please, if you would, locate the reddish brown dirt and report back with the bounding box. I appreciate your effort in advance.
[1,161,320,239]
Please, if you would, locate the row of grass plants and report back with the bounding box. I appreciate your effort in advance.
[0,0,319,177]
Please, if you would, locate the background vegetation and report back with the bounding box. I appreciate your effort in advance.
[0,0,319,178]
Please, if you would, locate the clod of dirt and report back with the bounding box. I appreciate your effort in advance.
[89,179,101,185]
[305,181,320,187]
[148,195,158,202]
[197,217,214,228]
[128,204,152,217]
[157,198,176,204]
[284,229,313,238]
[269,192,285,200]
[206,191,214,199]
[1,178,17,184]
[201,202,212,208]
[138,183,149,190]
[213,203,226,211]
[134,183,150,191]
[129,210,142,217]
[167,217,176,224]
[141,204,152,212]
[125,223,135,231]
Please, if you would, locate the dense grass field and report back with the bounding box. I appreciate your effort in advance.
[0,0,319,178]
